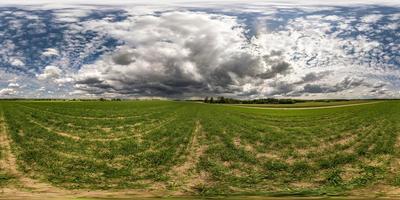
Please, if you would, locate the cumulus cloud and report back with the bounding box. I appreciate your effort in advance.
[9,58,24,67]
[68,6,400,98]
[42,48,59,57]
[303,77,367,94]
[112,50,135,65]
[37,87,46,92]
[7,82,20,87]
[0,88,17,96]
[361,14,383,23]
[0,3,399,99]
[74,11,293,97]
[294,71,331,85]
[37,65,62,80]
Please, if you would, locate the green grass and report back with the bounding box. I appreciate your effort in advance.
[0,106,16,187]
[232,100,376,108]
[0,100,399,196]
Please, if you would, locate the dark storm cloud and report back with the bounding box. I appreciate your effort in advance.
[303,77,367,94]
[303,84,327,93]
[269,81,296,96]
[257,61,291,79]
[74,11,297,97]
[295,71,331,84]
[112,51,136,65]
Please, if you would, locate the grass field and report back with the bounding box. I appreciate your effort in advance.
[231,100,376,108]
[1,100,400,198]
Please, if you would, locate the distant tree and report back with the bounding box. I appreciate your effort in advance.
[210,97,214,103]
[204,96,209,103]
[218,96,225,103]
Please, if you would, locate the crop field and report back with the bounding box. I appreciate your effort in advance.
[232,100,375,108]
[1,100,400,198]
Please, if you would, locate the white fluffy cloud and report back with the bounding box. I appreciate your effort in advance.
[37,65,62,80]
[7,82,20,87]
[42,48,59,57]
[361,14,383,23]
[9,58,25,67]
[71,7,398,98]
[0,88,17,96]
[0,2,398,99]
[74,11,292,97]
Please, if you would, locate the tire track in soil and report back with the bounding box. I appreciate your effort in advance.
[168,120,210,194]
[27,116,177,142]
[0,110,70,198]
[0,110,167,199]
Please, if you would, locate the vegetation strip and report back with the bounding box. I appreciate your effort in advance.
[228,101,383,110]
[0,100,399,198]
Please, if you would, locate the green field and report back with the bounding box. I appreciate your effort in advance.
[231,100,376,108]
[1,100,400,198]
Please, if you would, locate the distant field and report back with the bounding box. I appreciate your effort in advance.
[1,100,400,199]
[232,100,378,108]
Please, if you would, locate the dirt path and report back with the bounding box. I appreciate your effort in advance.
[228,101,383,110]
[168,120,209,193]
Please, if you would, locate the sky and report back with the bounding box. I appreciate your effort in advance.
[0,0,399,99]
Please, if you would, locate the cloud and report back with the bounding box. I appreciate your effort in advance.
[52,8,92,22]
[361,14,383,23]
[257,52,291,79]
[0,88,17,96]
[0,0,398,6]
[269,81,296,96]
[9,58,25,67]
[0,4,399,99]
[112,50,135,65]
[42,48,59,57]
[74,11,294,97]
[37,87,46,91]
[303,77,367,94]
[294,71,331,84]
[37,65,62,80]
[7,82,20,87]
[68,6,400,98]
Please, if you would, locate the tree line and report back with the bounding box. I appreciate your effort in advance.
[203,97,306,104]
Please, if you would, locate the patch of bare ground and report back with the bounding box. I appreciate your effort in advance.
[390,133,400,168]
[361,155,390,168]
[290,181,317,189]
[256,152,280,160]
[350,184,400,198]
[233,137,281,160]
[340,164,360,182]
[234,137,258,154]
[296,128,365,157]
[168,120,210,194]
